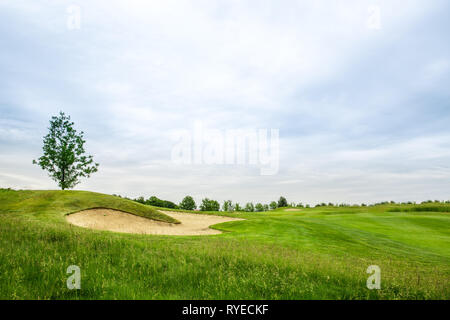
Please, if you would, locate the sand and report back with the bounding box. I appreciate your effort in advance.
[66,208,243,236]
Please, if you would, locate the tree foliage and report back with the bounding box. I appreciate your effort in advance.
[33,112,99,190]
[255,203,264,212]
[269,201,278,210]
[244,202,255,212]
[146,196,178,209]
[135,196,145,204]
[180,196,196,210]
[222,200,233,212]
[277,196,288,208]
[199,198,220,211]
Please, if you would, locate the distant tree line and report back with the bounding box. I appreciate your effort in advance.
[111,195,293,212]
[110,193,450,212]
[179,196,291,212]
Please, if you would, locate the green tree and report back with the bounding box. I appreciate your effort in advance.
[263,204,269,211]
[135,196,145,204]
[200,198,220,211]
[269,201,277,210]
[244,202,254,212]
[222,200,233,212]
[180,196,196,210]
[234,203,242,211]
[146,196,178,209]
[33,112,99,190]
[255,203,264,212]
[277,196,288,208]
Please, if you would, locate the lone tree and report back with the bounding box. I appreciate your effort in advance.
[179,195,196,210]
[277,196,288,208]
[33,112,99,190]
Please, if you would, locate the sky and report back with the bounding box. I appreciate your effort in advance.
[1,0,449,206]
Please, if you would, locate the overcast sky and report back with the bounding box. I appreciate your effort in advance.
[1,0,449,205]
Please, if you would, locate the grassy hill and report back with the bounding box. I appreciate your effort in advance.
[0,189,449,299]
[0,189,179,224]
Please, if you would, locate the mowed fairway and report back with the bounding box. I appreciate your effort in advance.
[0,189,449,299]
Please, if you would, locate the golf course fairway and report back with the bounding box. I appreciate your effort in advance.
[0,189,449,299]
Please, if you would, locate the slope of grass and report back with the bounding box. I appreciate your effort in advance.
[0,189,179,224]
[0,189,449,300]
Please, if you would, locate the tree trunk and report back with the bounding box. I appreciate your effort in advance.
[61,168,65,190]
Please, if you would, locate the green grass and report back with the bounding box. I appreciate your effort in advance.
[388,204,450,213]
[0,189,449,299]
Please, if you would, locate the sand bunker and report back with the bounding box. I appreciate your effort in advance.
[66,208,243,236]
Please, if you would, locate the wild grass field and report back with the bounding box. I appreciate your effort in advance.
[0,188,449,300]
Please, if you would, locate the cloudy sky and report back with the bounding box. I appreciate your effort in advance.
[1,0,449,205]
